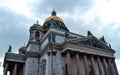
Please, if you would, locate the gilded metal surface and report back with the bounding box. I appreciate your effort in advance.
[44,16,64,23]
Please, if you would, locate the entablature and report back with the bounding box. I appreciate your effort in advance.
[3,53,25,67]
[62,43,115,58]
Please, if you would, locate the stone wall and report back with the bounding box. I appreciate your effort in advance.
[24,58,39,75]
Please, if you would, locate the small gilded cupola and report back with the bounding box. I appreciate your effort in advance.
[43,10,69,33]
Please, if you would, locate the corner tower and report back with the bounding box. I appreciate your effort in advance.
[27,21,43,52]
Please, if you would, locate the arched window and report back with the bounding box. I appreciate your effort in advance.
[41,59,46,75]
[35,31,40,41]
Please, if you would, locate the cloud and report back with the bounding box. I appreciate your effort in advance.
[26,0,120,58]
[0,8,34,58]
[0,0,34,17]
[0,0,119,59]
[0,0,119,75]
[54,0,120,58]
[30,0,92,17]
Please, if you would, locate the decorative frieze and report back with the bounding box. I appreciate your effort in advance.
[63,43,114,58]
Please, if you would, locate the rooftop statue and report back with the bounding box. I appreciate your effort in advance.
[7,45,12,52]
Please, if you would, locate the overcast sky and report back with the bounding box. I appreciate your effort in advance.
[0,0,120,74]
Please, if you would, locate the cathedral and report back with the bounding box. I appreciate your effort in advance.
[3,10,119,75]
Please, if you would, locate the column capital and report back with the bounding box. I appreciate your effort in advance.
[66,50,71,54]
[74,52,80,55]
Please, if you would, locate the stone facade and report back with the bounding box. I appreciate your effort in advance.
[3,10,119,75]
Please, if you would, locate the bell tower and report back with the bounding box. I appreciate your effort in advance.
[29,21,43,41]
[27,21,43,52]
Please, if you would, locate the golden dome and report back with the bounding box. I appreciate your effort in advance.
[43,10,69,32]
[44,10,64,24]
[44,16,64,23]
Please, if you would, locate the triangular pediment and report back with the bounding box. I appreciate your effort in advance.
[70,36,112,50]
